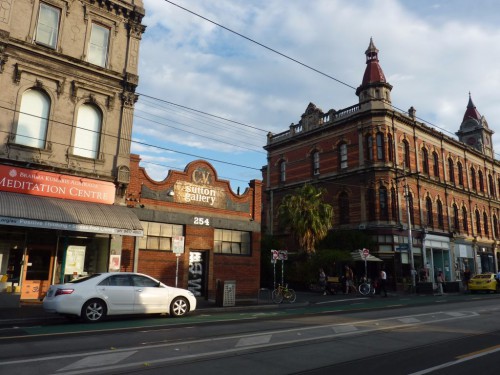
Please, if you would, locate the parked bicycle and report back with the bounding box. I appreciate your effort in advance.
[272,283,297,303]
[358,278,376,296]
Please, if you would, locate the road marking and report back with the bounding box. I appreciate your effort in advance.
[58,351,136,371]
[236,334,272,347]
[409,345,500,374]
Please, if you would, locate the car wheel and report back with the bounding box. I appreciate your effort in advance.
[170,297,189,317]
[82,299,107,323]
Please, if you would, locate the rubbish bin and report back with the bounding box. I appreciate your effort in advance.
[222,280,236,307]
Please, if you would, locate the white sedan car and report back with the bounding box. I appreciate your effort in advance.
[43,272,197,322]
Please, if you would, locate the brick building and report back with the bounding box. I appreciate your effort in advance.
[263,38,499,289]
[0,0,145,302]
[124,154,262,301]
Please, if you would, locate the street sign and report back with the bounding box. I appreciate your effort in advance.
[362,248,369,258]
[396,243,409,251]
[173,236,185,254]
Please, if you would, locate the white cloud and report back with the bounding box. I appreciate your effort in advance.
[138,0,500,190]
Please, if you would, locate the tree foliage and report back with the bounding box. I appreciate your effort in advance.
[277,183,334,255]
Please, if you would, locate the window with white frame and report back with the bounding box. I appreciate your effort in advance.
[87,23,110,67]
[312,151,320,175]
[35,3,60,48]
[74,104,102,159]
[138,222,183,251]
[340,143,348,169]
[15,89,50,148]
[214,229,250,255]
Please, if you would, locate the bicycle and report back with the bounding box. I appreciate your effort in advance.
[358,278,376,296]
[272,283,297,303]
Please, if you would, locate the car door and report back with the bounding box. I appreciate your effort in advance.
[96,275,135,314]
[131,274,169,314]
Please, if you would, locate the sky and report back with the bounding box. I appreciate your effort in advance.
[133,0,500,193]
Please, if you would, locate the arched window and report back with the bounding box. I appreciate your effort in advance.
[437,200,444,229]
[448,158,455,183]
[391,187,397,221]
[422,148,429,174]
[366,135,373,161]
[338,192,350,224]
[279,160,286,183]
[74,104,102,159]
[387,134,393,162]
[376,133,385,161]
[457,161,464,185]
[453,204,459,232]
[403,140,410,169]
[488,174,495,197]
[478,170,484,192]
[339,143,348,169]
[15,89,50,148]
[379,186,388,220]
[475,209,481,236]
[432,152,439,177]
[426,197,433,226]
[494,215,499,239]
[312,151,320,176]
[462,207,469,232]
[471,168,477,190]
[483,212,489,237]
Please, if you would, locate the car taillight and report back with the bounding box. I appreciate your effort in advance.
[55,288,74,296]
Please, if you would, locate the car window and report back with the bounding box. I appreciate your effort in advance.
[99,275,132,287]
[131,274,160,287]
[69,273,102,284]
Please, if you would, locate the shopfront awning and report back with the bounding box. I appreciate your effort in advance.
[0,191,143,236]
[350,250,383,262]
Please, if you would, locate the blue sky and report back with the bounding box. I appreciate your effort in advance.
[133,0,500,193]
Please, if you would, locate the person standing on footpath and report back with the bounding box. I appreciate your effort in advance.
[344,265,356,294]
[436,270,445,295]
[318,268,327,295]
[379,268,387,297]
[462,267,471,293]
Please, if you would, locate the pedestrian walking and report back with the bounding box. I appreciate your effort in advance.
[379,268,387,297]
[436,270,445,295]
[344,265,356,294]
[319,268,327,295]
[462,267,471,293]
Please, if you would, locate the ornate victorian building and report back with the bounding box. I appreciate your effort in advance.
[0,0,146,302]
[263,38,499,288]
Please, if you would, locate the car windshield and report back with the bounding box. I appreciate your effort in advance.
[68,273,102,284]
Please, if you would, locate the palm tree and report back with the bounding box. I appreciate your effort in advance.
[277,183,334,255]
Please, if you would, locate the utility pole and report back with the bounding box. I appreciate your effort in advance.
[404,178,416,289]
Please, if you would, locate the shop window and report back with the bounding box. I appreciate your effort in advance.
[138,221,183,251]
[15,89,50,148]
[88,23,110,67]
[35,3,60,49]
[73,104,102,159]
[214,229,250,255]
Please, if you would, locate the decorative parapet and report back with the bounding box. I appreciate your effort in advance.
[266,103,361,145]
